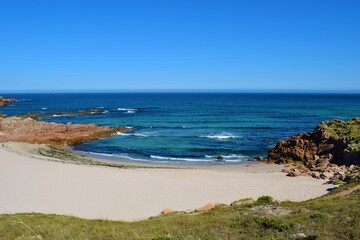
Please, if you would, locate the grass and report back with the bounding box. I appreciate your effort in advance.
[325,118,360,152]
[0,183,359,240]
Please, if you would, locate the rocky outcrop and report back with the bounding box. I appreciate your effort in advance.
[196,203,216,212]
[0,116,127,146]
[45,109,105,115]
[0,96,16,107]
[268,118,360,180]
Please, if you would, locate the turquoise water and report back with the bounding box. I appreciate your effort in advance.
[1,93,360,164]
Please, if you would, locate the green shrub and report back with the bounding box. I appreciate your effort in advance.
[257,196,273,205]
[257,217,293,232]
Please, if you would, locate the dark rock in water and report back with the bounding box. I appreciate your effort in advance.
[45,109,105,115]
[268,118,360,180]
[0,96,16,107]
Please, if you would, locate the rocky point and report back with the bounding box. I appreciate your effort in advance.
[0,116,127,146]
[268,118,360,181]
[0,96,16,107]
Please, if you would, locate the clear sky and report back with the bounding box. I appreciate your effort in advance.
[0,0,359,93]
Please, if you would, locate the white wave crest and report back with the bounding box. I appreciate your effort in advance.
[150,155,244,162]
[201,133,242,139]
[150,155,208,162]
[116,132,150,137]
[118,108,137,111]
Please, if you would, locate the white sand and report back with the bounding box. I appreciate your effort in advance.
[0,142,333,221]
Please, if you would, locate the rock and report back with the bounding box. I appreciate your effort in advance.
[288,233,307,239]
[45,109,105,115]
[288,169,302,177]
[197,203,216,212]
[160,208,175,215]
[311,172,321,179]
[0,96,16,107]
[230,199,254,206]
[268,118,360,180]
[320,171,334,180]
[251,205,292,216]
[0,116,127,146]
[298,207,310,213]
[333,172,346,181]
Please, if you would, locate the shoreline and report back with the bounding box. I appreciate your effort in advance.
[0,141,335,221]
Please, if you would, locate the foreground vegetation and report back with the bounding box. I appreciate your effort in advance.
[0,183,359,240]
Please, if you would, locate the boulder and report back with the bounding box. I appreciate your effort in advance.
[0,116,127,146]
[197,203,216,212]
[160,208,175,215]
[268,118,360,180]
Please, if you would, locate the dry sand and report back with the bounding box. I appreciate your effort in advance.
[0,142,333,221]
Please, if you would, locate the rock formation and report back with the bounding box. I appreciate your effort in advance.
[268,118,360,180]
[0,96,16,107]
[0,116,127,146]
[45,109,105,115]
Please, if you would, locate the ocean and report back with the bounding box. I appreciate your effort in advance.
[1,93,360,164]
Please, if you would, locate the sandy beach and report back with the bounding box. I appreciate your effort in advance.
[0,142,333,221]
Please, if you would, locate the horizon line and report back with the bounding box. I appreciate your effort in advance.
[1,89,360,94]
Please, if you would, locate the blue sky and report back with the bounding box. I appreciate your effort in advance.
[0,0,359,92]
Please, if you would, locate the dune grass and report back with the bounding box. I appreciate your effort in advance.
[0,183,359,240]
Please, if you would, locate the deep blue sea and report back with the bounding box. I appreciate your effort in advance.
[1,93,360,164]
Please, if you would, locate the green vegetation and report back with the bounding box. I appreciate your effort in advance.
[325,118,360,152]
[0,183,358,240]
[256,195,274,205]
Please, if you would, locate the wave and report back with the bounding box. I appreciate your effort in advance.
[41,107,47,110]
[17,99,32,102]
[116,132,150,137]
[200,133,242,139]
[52,114,71,117]
[118,108,137,114]
[150,155,244,162]
[204,154,246,161]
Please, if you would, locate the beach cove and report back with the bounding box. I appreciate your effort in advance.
[0,142,333,221]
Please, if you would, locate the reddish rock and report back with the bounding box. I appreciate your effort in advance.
[0,96,16,107]
[0,116,127,146]
[268,118,360,180]
[197,203,216,212]
[160,208,175,215]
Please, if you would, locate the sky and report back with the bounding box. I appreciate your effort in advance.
[0,0,359,93]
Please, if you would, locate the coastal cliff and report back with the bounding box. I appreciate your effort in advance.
[269,118,360,180]
[0,116,126,146]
